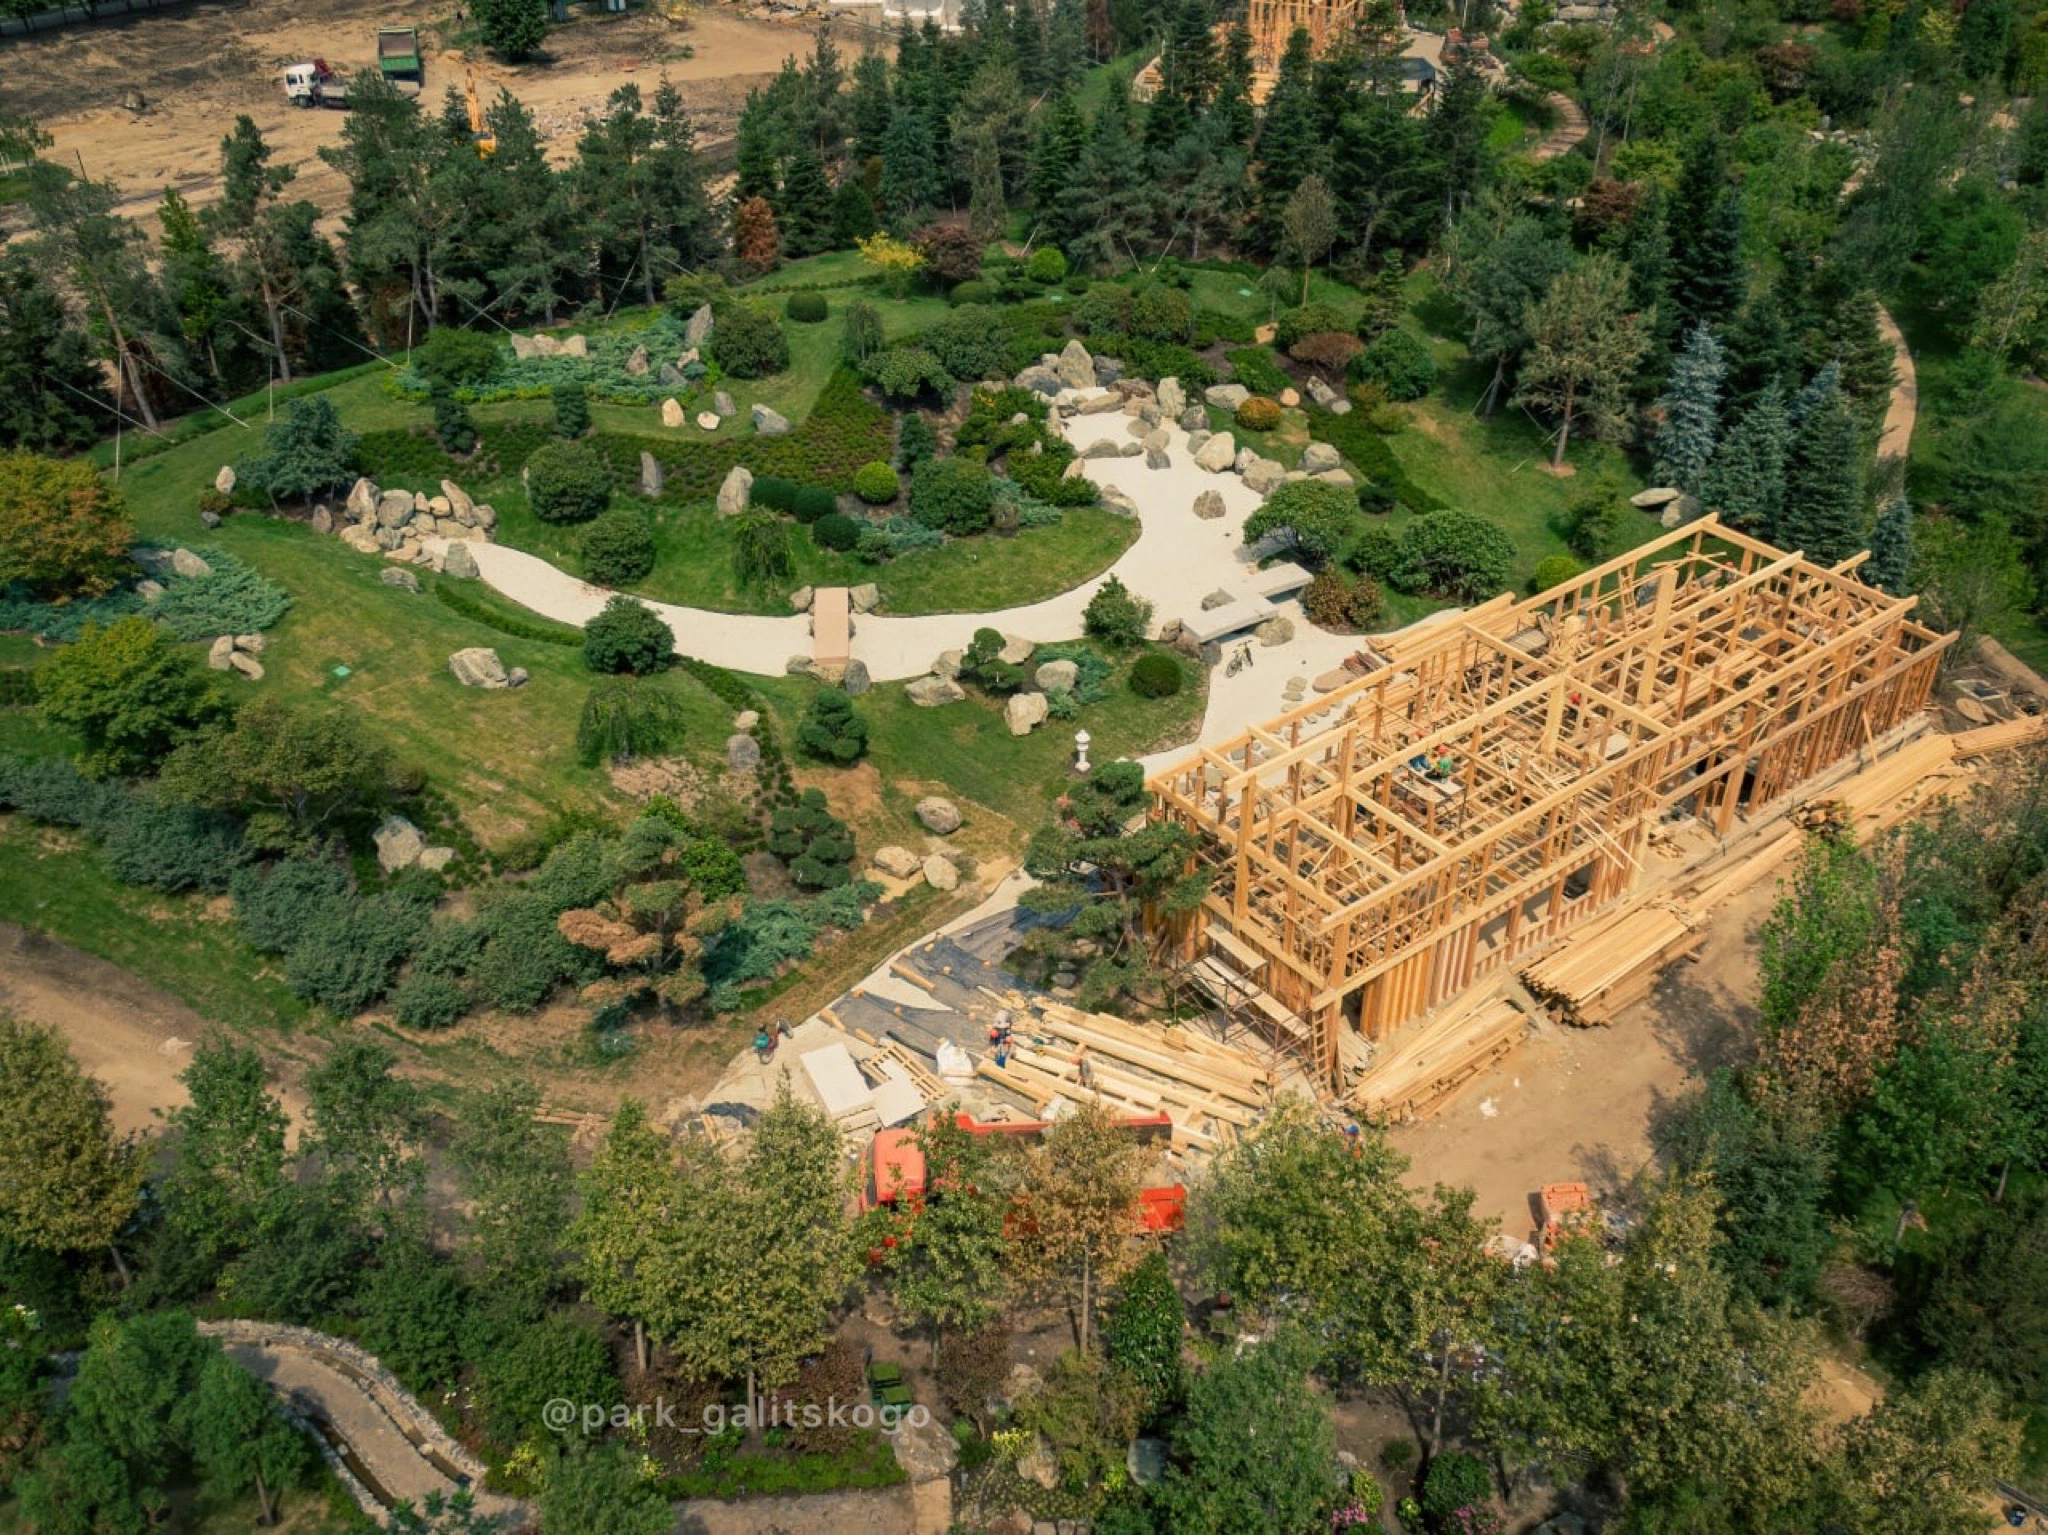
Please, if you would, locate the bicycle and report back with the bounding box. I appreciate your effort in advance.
[1226,641,1255,677]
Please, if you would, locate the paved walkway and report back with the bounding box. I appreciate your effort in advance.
[467,412,1282,683]
[1875,304,1918,462]
[1531,92,1589,161]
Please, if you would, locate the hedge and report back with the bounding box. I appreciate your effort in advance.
[432,579,583,646]
[1307,407,1443,514]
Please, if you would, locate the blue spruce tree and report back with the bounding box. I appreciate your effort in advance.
[1653,325,1726,499]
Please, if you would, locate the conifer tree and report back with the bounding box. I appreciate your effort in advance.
[831,177,879,245]
[1722,286,1801,408]
[1425,53,1493,226]
[1669,137,1743,330]
[1214,23,1256,147]
[849,51,895,162]
[1780,382,1866,562]
[1653,325,1725,498]
[1250,29,1320,254]
[777,147,836,258]
[0,247,111,454]
[1045,0,1090,90]
[1513,254,1650,469]
[1031,95,1088,217]
[1704,383,1791,536]
[1817,287,1897,439]
[1867,489,1913,595]
[1062,86,1152,268]
[880,106,945,227]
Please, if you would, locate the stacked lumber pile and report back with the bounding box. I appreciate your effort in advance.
[1521,903,1703,1027]
[1826,732,1969,837]
[972,989,1272,1160]
[1349,996,1530,1121]
[1950,715,2048,759]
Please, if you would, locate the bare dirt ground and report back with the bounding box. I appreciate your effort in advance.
[1391,874,1776,1241]
[7,0,878,232]
[0,918,306,1137]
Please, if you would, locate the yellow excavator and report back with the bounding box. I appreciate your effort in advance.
[464,69,496,157]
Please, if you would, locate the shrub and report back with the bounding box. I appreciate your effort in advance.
[1530,553,1584,592]
[233,396,359,506]
[1563,484,1627,560]
[151,547,292,640]
[812,512,861,552]
[1026,246,1069,284]
[1235,396,1282,432]
[98,799,247,894]
[1243,480,1356,569]
[1275,302,1353,351]
[1356,480,1397,517]
[731,509,794,587]
[1072,283,1133,335]
[431,389,477,456]
[1127,283,1194,344]
[197,486,231,516]
[1421,1450,1493,1524]
[1083,574,1153,649]
[868,345,952,402]
[1353,329,1436,401]
[433,580,582,645]
[897,414,937,470]
[841,301,885,369]
[581,509,656,586]
[1102,1250,1185,1412]
[786,291,829,323]
[583,595,674,675]
[576,678,687,766]
[923,306,1008,383]
[913,222,984,284]
[553,381,590,438]
[35,614,227,777]
[751,477,799,514]
[767,788,857,888]
[852,460,900,505]
[475,1316,616,1445]
[413,327,503,389]
[392,972,468,1031]
[910,455,995,535]
[1130,652,1183,698]
[712,304,790,378]
[796,688,869,764]
[1305,566,1357,629]
[0,453,135,600]
[790,486,837,525]
[1290,330,1364,377]
[527,440,613,524]
[949,280,992,306]
[1225,348,1291,397]
[1349,571,1384,627]
[283,889,433,1015]
[1393,511,1516,600]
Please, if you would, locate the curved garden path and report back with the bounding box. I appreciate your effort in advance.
[468,414,1295,683]
[1875,303,1919,462]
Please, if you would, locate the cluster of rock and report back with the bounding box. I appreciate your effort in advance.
[901,636,1074,736]
[508,332,590,359]
[660,389,764,434]
[868,797,964,891]
[373,814,456,874]
[447,647,528,690]
[205,631,267,681]
[328,476,495,574]
[1631,485,1698,529]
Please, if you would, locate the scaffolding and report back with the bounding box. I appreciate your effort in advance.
[1148,519,1954,1089]
[1246,0,1364,90]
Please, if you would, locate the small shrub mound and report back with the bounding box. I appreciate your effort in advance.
[413,326,502,389]
[1235,396,1282,432]
[948,281,992,307]
[1530,553,1584,592]
[752,477,800,514]
[796,689,869,764]
[1025,246,1068,284]
[393,972,467,1031]
[1393,511,1516,601]
[713,303,791,378]
[1129,652,1183,699]
[852,460,900,505]
[582,509,657,586]
[812,513,860,552]
[576,677,687,765]
[785,291,829,323]
[582,595,674,675]
[553,381,590,438]
[790,486,837,525]
[1083,574,1152,650]
[910,456,995,535]
[1352,328,1436,402]
[527,440,613,525]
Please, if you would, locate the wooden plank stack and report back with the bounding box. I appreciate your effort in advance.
[1949,715,2048,760]
[1519,903,1702,1027]
[1348,996,1530,1121]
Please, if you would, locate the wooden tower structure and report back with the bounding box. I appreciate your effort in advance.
[1246,0,1364,90]
[1148,518,1953,1088]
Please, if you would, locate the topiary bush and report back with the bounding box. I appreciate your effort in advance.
[948,281,992,306]
[1393,511,1517,600]
[1235,396,1283,432]
[910,455,995,535]
[581,508,656,586]
[767,788,857,888]
[790,486,837,525]
[1083,574,1153,649]
[751,477,799,514]
[852,460,900,505]
[711,303,790,378]
[527,440,614,524]
[1244,480,1356,570]
[922,307,1009,383]
[582,594,674,675]
[1129,652,1183,698]
[1352,328,1436,402]
[812,512,860,552]
[1421,1450,1494,1527]
[553,381,590,438]
[1026,246,1068,284]
[796,688,869,764]
[1530,553,1584,592]
[897,414,937,470]
[785,291,829,323]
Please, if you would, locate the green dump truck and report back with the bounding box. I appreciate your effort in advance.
[376,26,423,87]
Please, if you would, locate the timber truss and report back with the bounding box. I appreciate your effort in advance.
[1148,518,1954,1088]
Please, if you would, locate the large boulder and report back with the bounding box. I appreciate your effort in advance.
[906,674,967,707]
[696,411,720,431]
[1205,383,1250,410]
[1054,338,1095,392]
[214,464,235,495]
[1193,489,1227,520]
[442,541,479,580]
[932,649,963,681]
[717,465,753,517]
[1078,390,1123,415]
[1015,364,1062,397]
[714,389,737,418]
[1255,615,1296,646]
[1244,458,1288,495]
[341,525,382,555]
[624,344,650,376]
[1142,426,1170,453]
[1100,484,1139,516]
[510,334,538,360]
[1301,442,1342,475]
[533,334,562,358]
[310,505,333,535]
[380,567,421,593]
[639,452,664,498]
[441,479,476,521]
[872,845,923,879]
[347,477,379,522]
[922,853,960,892]
[1005,691,1050,736]
[207,635,235,670]
[998,634,1036,666]
[376,490,414,529]
[751,403,791,436]
[1081,440,1123,460]
[448,647,509,689]
[684,303,714,346]
[170,548,212,579]
[1145,446,1171,470]
[1036,658,1080,693]
[726,734,761,773]
[916,796,962,834]
[375,816,426,873]
[1193,433,1238,473]
[842,658,872,696]
[1156,377,1186,417]
[227,650,264,681]
[661,398,686,428]
[789,585,814,613]
[1315,468,1354,488]
[849,582,881,614]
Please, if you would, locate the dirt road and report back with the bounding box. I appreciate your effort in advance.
[0,919,307,1138]
[8,0,876,230]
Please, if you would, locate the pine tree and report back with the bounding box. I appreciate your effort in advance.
[1045,0,1090,90]
[1653,325,1725,498]
[1425,52,1492,226]
[733,92,783,204]
[474,0,549,58]
[1780,381,1866,563]
[1031,95,1088,217]
[1062,86,1153,268]
[1790,359,1841,425]
[1722,285,1801,409]
[1704,384,1790,537]
[733,196,781,274]
[1214,23,1256,147]
[1513,254,1651,468]
[0,247,112,454]
[831,176,879,244]
[1250,29,1320,255]
[1818,287,1897,440]
[1866,490,1913,595]
[849,51,895,162]
[1669,137,1743,330]
[777,148,836,257]
[880,106,944,227]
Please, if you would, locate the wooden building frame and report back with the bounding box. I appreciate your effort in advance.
[1148,518,1954,1088]
[1246,0,1363,82]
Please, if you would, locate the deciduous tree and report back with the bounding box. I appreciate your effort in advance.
[0,450,132,598]
[1513,254,1650,468]
[1010,1101,1151,1350]
[0,1017,145,1268]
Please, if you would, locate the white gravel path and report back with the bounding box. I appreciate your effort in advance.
[467,413,1285,683]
